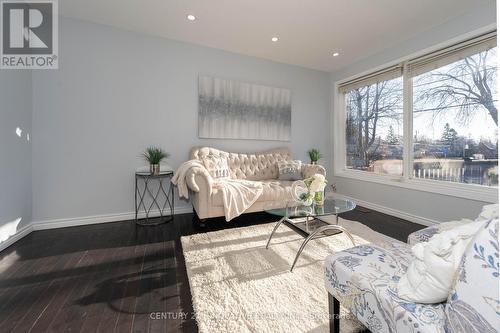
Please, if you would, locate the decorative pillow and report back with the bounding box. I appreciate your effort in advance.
[444,219,499,333]
[475,203,498,222]
[277,160,302,181]
[202,155,230,179]
[397,220,487,304]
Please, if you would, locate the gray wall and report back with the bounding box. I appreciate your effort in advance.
[32,18,331,222]
[330,3,497,222]
[0,70,32,238]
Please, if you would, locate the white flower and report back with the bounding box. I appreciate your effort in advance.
[309,181,321,192]
[307,174,326,192]
[312,174,325,183]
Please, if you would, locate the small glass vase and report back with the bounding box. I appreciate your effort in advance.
[314,204,324,215]
[302,197,313,206]
[314,190,324,206]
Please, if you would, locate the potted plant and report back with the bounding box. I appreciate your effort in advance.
[142,146,170,175]
[308,148,323,165]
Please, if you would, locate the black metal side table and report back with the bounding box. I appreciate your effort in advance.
[135,171,174,226]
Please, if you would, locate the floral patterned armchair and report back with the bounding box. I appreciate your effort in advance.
[324,219,499,333]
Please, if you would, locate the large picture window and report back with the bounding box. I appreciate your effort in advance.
[337,32,498,194]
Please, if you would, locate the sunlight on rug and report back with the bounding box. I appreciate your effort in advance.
[181,217,400,333]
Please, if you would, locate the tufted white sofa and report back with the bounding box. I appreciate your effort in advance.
[186,147,326,221]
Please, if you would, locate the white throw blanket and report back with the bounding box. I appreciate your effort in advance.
[213,179,263,221]
[172,160,263,221]
[171,160,205,199]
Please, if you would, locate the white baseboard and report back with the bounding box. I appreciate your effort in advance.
[32,206,193,231]
[0,224,34,252]
[0,206,193,252]
[334,193,439,226]
[1,198,436,253]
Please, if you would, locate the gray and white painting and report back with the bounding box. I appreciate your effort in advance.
[198,76,291,141]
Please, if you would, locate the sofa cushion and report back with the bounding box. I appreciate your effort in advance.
[211,180,294,207]
[277,160,302,180]
[444,219,499,333]
[190,147,292,181]
[325,243,446,333]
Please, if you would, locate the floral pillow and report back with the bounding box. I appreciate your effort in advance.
[202,155,230,179]
[444,219,499,333]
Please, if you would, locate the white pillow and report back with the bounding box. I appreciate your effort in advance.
[202,155,230,179]
[398,220,486,304]
[436,218,473,232]
[476,203,498,222]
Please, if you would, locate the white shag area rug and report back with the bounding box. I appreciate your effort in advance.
[181,217,401,333]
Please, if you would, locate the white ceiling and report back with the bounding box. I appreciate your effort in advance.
[60,0,491,72]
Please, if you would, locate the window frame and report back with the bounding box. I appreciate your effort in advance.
[332,27,498,203]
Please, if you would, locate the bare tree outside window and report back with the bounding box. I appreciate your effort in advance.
[413,47,498,186]
[415,48,497,125]
[345,77,403,175]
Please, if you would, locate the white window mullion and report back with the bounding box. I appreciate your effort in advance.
[339,93,347,172]
[332,88,347,174]
[402,64,413,181]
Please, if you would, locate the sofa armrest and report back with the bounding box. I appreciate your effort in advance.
[185,166,214,195]
[301,163,326,178]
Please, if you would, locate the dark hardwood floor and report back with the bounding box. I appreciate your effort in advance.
[0,207,424,333]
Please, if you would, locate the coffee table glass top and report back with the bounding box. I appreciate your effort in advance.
[264,198,356,218]
[265,198,357,271]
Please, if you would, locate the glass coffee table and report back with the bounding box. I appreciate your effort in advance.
[265,198,356,272]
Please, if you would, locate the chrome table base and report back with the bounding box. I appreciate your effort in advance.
[266,215,356,272]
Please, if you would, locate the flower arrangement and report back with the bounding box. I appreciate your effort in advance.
[299,173,327,205]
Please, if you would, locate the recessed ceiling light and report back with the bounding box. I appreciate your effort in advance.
[187,14,196,21]
[271,37,279,42]
[332,52,340,57]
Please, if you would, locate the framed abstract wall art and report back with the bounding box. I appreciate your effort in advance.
[198,75,291,141]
